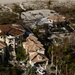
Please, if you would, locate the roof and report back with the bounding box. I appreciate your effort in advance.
[26,34,44,47]
[29,52,48,63]
[0,41,6,49]
[23,40,45,53]
[26,34,38,41]
[8,28,24,37]
[12,24,25,31]
[0,24,25,37]
[25,41,37,52]
[47,15,65,22]
[0,24,11,36]
[30,52,38,60]
[48,16,58,21]
[23,35,45,53]
[23,34,48,63]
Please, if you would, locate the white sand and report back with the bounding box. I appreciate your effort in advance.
[0,0,75,4]
[0,0,25,4]
[0,0,49,4]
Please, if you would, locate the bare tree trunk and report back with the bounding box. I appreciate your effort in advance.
[66,64,68,75]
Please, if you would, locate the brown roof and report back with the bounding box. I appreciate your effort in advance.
[23,39,45,53]
[0,24,11,36]
[30,52,38,60]
[29,52,48,63]
[48,15,65,22]
[8,28,24,37]
[0,24,25,37]
[12,24,25,32]
[27,34,38,41]
[48,16,58,21]
[0,41,6,49]
[59,16,65,21]
[24,41,39,53]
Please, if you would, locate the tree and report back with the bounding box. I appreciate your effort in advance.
[47,0,52,9]
[11,4,23,19]
[16,46,26,61]
[0,11,18,24]
[26,67,36,75]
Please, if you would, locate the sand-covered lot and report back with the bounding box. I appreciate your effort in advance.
[0,0,25,4]
[0,0,48,4]
[0,0,75,4]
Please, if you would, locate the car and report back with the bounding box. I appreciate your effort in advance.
[37,68,45,75]
[34,63,39,67]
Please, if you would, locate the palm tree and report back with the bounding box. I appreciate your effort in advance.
[11,4,23,19]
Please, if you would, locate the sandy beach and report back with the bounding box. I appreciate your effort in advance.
[0,0,49,4]
[0,0,26,4]
[0,0,75,4]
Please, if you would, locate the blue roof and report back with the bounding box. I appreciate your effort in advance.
[26,32,33,35]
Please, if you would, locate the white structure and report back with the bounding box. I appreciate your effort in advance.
[0,41,6,62]
[6,35,15,48]
[0,24,25,61]
[38,17,53,25]
[21,9,57,20]
[19,2,26,11]
[38,15,65,26]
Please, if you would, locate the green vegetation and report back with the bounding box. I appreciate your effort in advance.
[71,24,75,29]
[0,11,18,24]
[11,4,24,19]
[26,66,37,75]
[0,65,23,75]
[47,44,75,75]
[31,25,75,75]
[47,0,52,9]
[52,6,75,23]
[16,46,26,61]
[0,56,23,75]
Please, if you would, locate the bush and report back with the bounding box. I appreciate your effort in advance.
[0,11,18,24]
[16,46,25,61]
[11,4,24,19]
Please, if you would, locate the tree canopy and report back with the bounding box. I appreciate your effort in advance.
[0,11,18,24]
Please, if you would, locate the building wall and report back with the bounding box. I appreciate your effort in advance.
[6,37,15,49]
[0,36,4,42]
[29,60,35,66]
[0,48,6,62]
[22,43,28,54]
[29,52,36,56]
[37,50,44,54]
